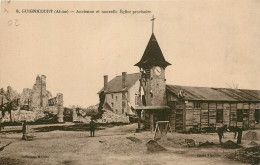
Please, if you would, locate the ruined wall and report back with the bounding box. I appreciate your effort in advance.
[46,93,64,122]
[0,75,64,123]
[30,75,49,109]
[19,75,53,110]
[0,86,20,105]
[20,88,32,107]
[0,94,8,105]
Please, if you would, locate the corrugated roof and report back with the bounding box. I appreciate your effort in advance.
[167,85,260,102]
[134,33,171,68]
[98,73,141,94]
[135,106,170,110]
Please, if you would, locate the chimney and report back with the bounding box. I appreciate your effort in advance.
[104,75,108,91]
[122,72,127,89]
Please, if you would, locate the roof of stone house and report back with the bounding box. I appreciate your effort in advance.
[134,33,171,68]
[167,85,260,102]
[98,72,141,94]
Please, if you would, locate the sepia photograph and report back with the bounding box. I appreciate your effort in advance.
[0,0,259,164]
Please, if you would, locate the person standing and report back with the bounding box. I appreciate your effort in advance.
[237,127,243,144]
[90,118,96,137]
[22,120,28,140]
[217,125,227,144]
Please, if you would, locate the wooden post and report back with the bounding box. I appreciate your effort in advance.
[183,104,186,132]
[208,103,210,127]
[150,111,154,132]
[22,120,28,140]
[137,110,141,129]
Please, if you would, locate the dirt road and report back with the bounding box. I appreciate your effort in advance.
[0,123,257,165]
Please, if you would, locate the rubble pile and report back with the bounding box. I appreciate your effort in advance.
[96,110,129,123]
[126,137,142,143]
[1,109,45,122]
[249,141,258,146]
[198,141,216,147]
[45,106,59,115]
[101,136,146,154]
[243,131,259,141]
[146,140,167,153]
[227,146,260,165]
[76,110,129,123]
[222,140,242,149]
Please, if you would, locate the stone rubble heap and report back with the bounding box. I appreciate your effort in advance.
[76,109,129,123]
[1,108,45,123]
[243,131,259,141]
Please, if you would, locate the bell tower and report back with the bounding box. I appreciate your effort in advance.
[134,16,171,107]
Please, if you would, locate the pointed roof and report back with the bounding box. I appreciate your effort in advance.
[135,33,171,68]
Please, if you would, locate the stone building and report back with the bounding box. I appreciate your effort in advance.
[98,72,141,116]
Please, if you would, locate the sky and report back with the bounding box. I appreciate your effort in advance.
[0,0,260,107]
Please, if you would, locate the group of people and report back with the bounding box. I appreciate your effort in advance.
[217,125,243,144]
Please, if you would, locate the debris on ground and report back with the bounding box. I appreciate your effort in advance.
[185,139,196,147]
[146,140,166,153]
[249,141,258,146]
[226,145,260,165]
[77,110,130,123]
[222,140,242,149]
[126,137,141,143]
[0,157,25,165]
[101,136,146,154]
[243,131,259,141]
[198,141,216,147]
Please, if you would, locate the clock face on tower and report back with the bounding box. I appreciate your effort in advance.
[154,66,162,76]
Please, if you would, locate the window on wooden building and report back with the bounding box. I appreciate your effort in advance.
[243,109,249,118]
[255,109,260,123]
[237,109,243,122]
[193,102,201,109]
[216,109,223,123]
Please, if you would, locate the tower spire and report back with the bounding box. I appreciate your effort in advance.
[151,15,156,33]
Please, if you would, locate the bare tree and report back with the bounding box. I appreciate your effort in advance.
[226,80,239,89]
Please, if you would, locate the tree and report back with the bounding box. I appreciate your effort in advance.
[226,80,238,89]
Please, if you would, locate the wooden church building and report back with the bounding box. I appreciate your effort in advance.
[99,19,260,132]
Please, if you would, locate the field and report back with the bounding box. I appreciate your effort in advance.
[0,123,259,165]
